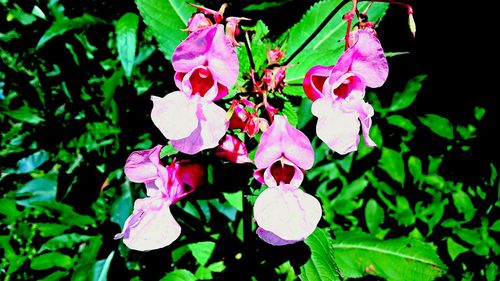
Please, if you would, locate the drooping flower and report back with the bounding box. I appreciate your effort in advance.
[151,25,239,155]
[303,30,388,154]
[252,115,321,245]
[253,115,314,187]
[215,134,252,164]
[114,145,205,251]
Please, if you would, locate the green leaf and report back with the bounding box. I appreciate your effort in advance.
[378,147,405,185]
[282,0,388,88]
[71,236,103,281]
[365,199,385,234]
[0,198,21,224]
[333,231,447,280]
[386,115,416,139]
[223,191,243,212]
[300,228,341,281]
[40,271,68,281]
[39,233,91,252]
[474,106,486,121]
[15,150,49,173]
[31,252,73,270]
[389,75,427,112]
[297,98,313,129]
[393,196,415,227]
[418,114,454,140]
[188,241,216,266]
[110,183,133,227]
[407,156,422,183]
[134,0,194,59]
[490,220,500,232]
[160,269,196,281]
[116,13,139,78]
[91,251,115,281]
[207,261,225,272]
[243,0,293,11]
[37,14,103,47]
[446,238,468,260]
[452,188,476,221]
[282,101,299,127]
[11,176,57,207]
[5,105,45,124]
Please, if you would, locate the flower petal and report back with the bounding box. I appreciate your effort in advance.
[170,102,228,155]
[312,98,360,155]
[151,91,198,140]
[115,198,181,251]
[206,25,239,88]
[256,227,299,246]
[349,30,388,88]
[303,65,333,101]
[124,145,163,183]
[255,115,314,170]
[254,185,322,241]
[215,134,252,164]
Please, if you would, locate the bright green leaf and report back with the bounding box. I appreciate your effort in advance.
[452,188,476,222]
[407,156,422,183]
[39,233,91,252]
[386,115,416,139]
[474,106,486,121]
[160,269,196,281]
[243,0,293,11]
[418,114,454,140]
[446,238,468,260]
[300,228,341,281]
[37,14,103,47]
[31,252,73,270]
[378,147,405,185]
[223,191,243,212]
[116,13,139,78]
[5,105,45,124]
[365,199,385,234]
[188,241,216,266]
[207,261,225,272]
[282,101,299,127]
[389,75,426,112]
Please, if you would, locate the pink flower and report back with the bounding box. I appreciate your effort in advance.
[186,13,212,33]
[225,17,250,46]
[253,115,314,187]
[114,145,205,251]
[303,30,388,155]
[215,134,252,164]
[254,185,322,245]
[151,25,239,155]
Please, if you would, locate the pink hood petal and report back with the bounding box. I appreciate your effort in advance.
[348,30,388,88]
[256,227,300,246]
[124,145,163,183]
[114,198,181,251]
[253,185,322,241]
[303,65,333,101]
[170,102,228,154]
[172,25,238,88]
[255,115,314,170]
[312,98,360,155]
[151,92,198,140]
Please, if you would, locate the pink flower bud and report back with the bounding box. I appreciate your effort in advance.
[266,48,284,65]
[215,134,252,164]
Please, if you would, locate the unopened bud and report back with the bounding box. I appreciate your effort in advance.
[408,13,416,38]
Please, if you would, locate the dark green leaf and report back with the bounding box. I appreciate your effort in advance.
[0,198,21,224]
[37,14,103,47]
[135,0,194,59]
[5,105,45,124]
[243,0,293,11]
[31,252,73,270]
[188,241,216,266]
[110,183,133,227]
[15,150,49,173]
[297,98,313,129]
[300,228,341,281]
[72,236,103,281]
[418,114,454,140]
[39,233,91,252]
[389,75,426,112]
[116,13,139,78]
[11,176,57,207]
[378,147,405,185]
[160,269,196,281]
[333,231,447,280]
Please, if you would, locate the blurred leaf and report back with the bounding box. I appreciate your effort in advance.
[407,156,422,183]
[195,266,213,279]
[135,0,194,59]
[72,236,103,281]
[491,220,500,232]
[333,231,447,280]
[160,144,179,158]
[31,252,73,270]
[282,0,388,89]
[36,223,71,237]
[37,14,103,47]
[357,124,382,160]
[418,114,454,140]
[0,198,21,224]
[11,176,57,207]
[389,75,426,112]
[243,0,293,11]
[300,228,341,281]
[160,269,196,281]
[386,115,416,139]
[297,98,313,129]
[456,124,476,140]
[40,271,68,281]
[15,150,49,173]
[378,147,405,185]
[393,196,415,227]
[223,191,243,212]
[452,188,476,222]
[188,241,216,266]
[446,238,468,260]
[8,5,36,25]
[207,261,225,272]
[486,263,499,281]
[116,13,139,78]
[91,251,115,281]
[210,198,237,221]
[282,101,299,127]
[39,233,92,252]
[474,106,486,121]
[111,183,133,227]
[5,105,45,124]
[365,199,385,234]
[331,177,368,215]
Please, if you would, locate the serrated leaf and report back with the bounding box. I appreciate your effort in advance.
[418,114,454,140]
[116,13,139,78]
[282,0,388,88]
[300,228,341,281]
[378,148,405,185]
[160,269,196,281]
[282,102,299,127]
[389,75,427,112]
[31,252,73,270]
[37,14,102,47]
[188,241,216,266]
[333,231,447,280]
[135,0,194,59]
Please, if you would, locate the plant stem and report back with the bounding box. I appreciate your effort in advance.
[243,30,255,71]
[284,0,351,65]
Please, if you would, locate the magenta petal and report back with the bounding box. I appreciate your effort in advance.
[256,227,300,246]
[151,91,198,140]
[312,98,360,155]
[115,198,181,251]
[357,100,376,147]
[349,30,388,88]
[215,134,252,164]
[206,25,239,88]
[124,145,162,183]
[255,115,314,170]
[170,102,228,154]
[303,65,333,101]
[254,185,322,241]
